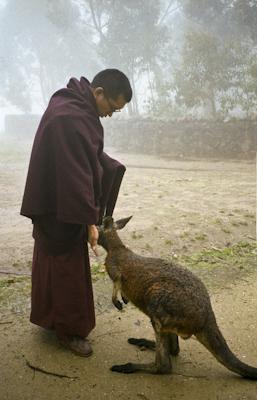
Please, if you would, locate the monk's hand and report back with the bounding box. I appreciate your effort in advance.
[88,224,99,256]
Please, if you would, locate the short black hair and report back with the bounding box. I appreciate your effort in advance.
[91,69,132,102]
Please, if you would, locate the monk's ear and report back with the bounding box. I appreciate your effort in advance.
[114,216,133,230]
[103,216,114,230]
[92,86,104,99]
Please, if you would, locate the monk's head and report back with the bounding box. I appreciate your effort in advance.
[91,69,132,118]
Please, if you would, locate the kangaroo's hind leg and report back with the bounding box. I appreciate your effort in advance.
[127,333,179,355]
[111,331,172,374]
[128,337,156,350]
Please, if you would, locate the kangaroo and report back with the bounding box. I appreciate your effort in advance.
[97,216,257,378]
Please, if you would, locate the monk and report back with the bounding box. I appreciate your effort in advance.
[21,69,132,356]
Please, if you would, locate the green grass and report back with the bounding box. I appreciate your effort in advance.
[221,227,231,234]
[195,233,207,241]
[0,276,31,315]
[180,241,257,274]
[91,262,106,280]
[131,231,144,239]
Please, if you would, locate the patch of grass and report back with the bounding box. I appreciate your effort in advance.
[233,208,243,214]
[188,222,196,226]
[238,220,248,226]
[91,262,106,281]
[12,262,19,267]
[179,242,257,287]
[231,219,248,227]
[221,227,231,234]
[0,275,31,315]
[213,218,223,225]
[244,212,255,219]
[231,221,240,227]
[165,239,174,246]
[179,231,190,239]
[131,231,143,240]
[195,233,207,241]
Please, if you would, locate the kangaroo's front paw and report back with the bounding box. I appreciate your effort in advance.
[111,363,136,374]
[113,299,123,310]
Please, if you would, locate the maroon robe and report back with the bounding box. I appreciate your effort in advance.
[21,77,125,338]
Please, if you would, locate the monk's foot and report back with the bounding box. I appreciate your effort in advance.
[58,335,93,357]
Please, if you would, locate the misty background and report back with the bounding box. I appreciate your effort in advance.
[0,0,257,158]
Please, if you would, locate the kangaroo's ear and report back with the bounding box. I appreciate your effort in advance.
[114,216,133,230]
[103,216,114,230]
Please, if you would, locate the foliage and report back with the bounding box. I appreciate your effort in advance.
[179,0,257,40]
[150,0,257,119]
[173,31,257,118]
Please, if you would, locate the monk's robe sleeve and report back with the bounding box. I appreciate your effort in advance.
[50,118,102,225]
[99,152,126,223]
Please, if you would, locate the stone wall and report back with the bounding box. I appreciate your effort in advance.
[104,118,257,160]
[4,115,257,159]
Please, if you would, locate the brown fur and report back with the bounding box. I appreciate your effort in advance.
[98,216,257,378]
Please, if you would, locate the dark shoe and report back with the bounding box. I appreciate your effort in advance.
[59,335,93,357]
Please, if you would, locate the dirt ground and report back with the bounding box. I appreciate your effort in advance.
[0,138,257,400]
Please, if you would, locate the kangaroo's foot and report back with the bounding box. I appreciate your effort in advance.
[111,362,171,374]
[128,335,180,356]
[128,337,156,351]
[116,330,173,374]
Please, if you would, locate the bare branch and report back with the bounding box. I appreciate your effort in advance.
[25,359,79,380]
[0,270,30,276]
[158,1,181,25]
[87,0,106,40]
[0,321,13,325]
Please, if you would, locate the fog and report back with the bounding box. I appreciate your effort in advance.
[0,1,257,158]
[1,0,256,121]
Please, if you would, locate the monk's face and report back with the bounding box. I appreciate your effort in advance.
[92,87,127,117]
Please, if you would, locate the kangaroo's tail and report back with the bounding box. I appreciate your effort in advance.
[195,315,257,380]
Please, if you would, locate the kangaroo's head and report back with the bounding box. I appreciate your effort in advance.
[98,216,132,251]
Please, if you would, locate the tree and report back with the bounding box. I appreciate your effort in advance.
[82,0,168,114]
[179,0,257,41]
[147,0,257,120]
[0,0,97,112]
[174,31,230,118]
[175,1,257,119]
